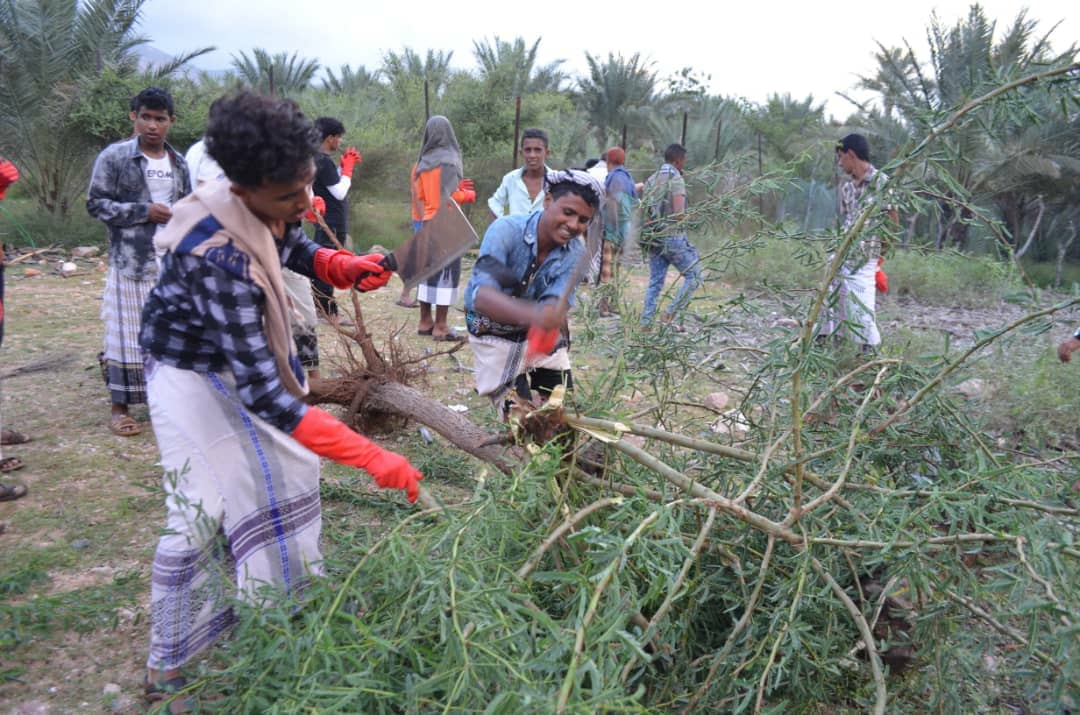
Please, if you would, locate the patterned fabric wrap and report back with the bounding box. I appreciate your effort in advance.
[417,259,461,306]
[101,265,155,404]
[544,168,605,208]
[145,360,323,670]
[468,332,571,402]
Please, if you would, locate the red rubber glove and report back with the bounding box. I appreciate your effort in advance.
[0,160,19,201]
[339,147,361,178]
[353,252,393,292]
[875,257,888,293]
[313,248,385,290]
[526,325,560,359]
[291,407,422,502]
[458,178,475,193]
[304,196,326,223]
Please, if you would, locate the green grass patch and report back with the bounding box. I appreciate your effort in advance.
[0,572,144,650]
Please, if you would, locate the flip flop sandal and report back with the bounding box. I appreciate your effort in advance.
[0,481,27,500]
[1,429,30,445]
[396,299,419,308]
[109,416,144,437]
[417,328,434,335]
[0,457,26,475]
[432,331,466,342]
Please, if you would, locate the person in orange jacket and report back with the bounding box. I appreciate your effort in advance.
[410,115,476,340]
[137,92,421,706]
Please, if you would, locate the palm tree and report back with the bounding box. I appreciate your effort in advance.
[322,63,378,95]
[380,47,454,99]
[472,36,566,97]
[576,52,657,149]
[0,0,210,214]
[231,49,319,97]
[854,4,1079,249]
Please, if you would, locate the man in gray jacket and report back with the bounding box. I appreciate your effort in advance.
[87,86,190,437]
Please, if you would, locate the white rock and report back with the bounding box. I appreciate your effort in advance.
[704,392,730,412]
[60,261,78,274]
[102,683,122,697]
[447,404,468,413]
[951,378,986,399]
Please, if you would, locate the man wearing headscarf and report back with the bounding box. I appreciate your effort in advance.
[464,169,603,416]
[410,116,477,340]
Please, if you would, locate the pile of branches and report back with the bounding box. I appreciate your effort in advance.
[186,69,1077,713]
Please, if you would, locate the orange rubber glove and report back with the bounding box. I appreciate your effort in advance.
[313,248,385,290]
[292,407,422,502]
[0,160,19,201]
[875,257,888,293]
[526,325,560,359]
[339,147,361,179]
[304,196,326,223]
[353,252,393,292]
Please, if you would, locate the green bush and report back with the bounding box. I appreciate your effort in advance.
[885,248,1024,308]
[0,197,104,250]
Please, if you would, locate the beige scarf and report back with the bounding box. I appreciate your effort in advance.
[156,179,308,398]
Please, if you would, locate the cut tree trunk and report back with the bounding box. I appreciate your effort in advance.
[309,377,524,475]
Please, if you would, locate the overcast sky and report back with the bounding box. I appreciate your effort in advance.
[139,0,1076,119]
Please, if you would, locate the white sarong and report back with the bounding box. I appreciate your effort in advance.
[469,333,571,406]
[145,361,323,670]
[819,259,881,346]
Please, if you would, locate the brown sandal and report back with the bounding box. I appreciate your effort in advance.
[108,415,144,437]
[0,457,25,475]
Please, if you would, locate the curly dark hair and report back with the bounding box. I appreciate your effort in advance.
[205,92,320,187]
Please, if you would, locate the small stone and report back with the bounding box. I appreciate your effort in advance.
[951,378,986,399]
[418,426,434,444]
[89,566,114,576]
[103,683,122,697]
[71,538,91,549]
[775,318,800,328]
[446,404,468,413]
[23,267,42,277]
[72,246,100,258]
[60,261,78,274]
[704,392,730,412]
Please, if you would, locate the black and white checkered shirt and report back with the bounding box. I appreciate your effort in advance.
[140,223,319,433]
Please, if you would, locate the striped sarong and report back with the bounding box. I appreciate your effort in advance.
[469,333,571,408]
[416,258,461,307]
[145,360,323,670]
[101,265,155,405]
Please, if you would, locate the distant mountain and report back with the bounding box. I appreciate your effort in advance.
[133,45,230,78]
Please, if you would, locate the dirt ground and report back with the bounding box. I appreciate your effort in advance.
[0,253,1075,714]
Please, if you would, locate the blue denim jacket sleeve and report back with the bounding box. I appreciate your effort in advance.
[464,214,526,311]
